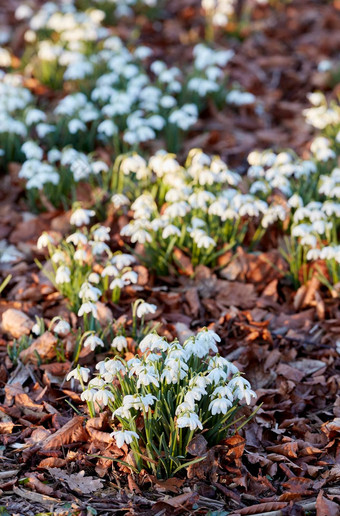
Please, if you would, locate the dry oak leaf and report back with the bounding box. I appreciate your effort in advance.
[316,490,340,516]
[229,502,288,515]
[19,331,57,365]
[48,468,103,494]
[2,308,33,339]
[40,416,88,451]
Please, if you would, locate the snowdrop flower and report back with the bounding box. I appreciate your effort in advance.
[37,233,55,249]
[93,389,114,406]
[177,411,203,431]
[78,302,98,318]
[111,193,130,208]
[88,272,100,284]
[67,366,90,383]
[54,320,71,336]
[68,119,86,134]
[66,232,88,246]
[90,241,111,256]
[56,265,71,284]
[111,335,128,351]
[74,248,87,262]
[229,376,257,405]
[137,367,160,388]
[195,233,216,249]
[111,430,139,448]
[92,226,110,242]
[162,224,181,239]
[79,282,101,302]
[70,208,95,227]
[84,335,105,351]
[306,248,321,261]
[209,397,233,415]
[136,302,157,318]
[81,388,97,402]
[139,333,168,353]
[30,320,40,336]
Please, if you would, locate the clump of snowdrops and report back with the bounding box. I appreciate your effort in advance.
[117,148,270,274]
[36,209,138,321]
[68,327,256,478]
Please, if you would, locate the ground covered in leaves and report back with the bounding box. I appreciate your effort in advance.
[0,1,340,515]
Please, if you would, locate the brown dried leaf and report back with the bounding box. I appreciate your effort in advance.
[41,416,88,451]
[48,468,103,494]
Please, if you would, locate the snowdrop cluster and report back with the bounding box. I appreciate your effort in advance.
[18,142,110,206]
[202,0,236,27]
[69,327,256,476]
[0,76,36,163]
[118,148,270,273]
[37,217,138,314]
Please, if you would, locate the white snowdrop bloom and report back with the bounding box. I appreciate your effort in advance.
[229,377,257,405]
[35,123,56,138]
[112,253,135,269]
[195,233,216,249]
[322,201,340,217]
[139,333,168,353]
[300,234,317,247]
[249,181,269,195]
[262,205,286,228]
[56,265,71,284]
[101,264,119,278]
[162,224,181,239]
[84,335,105,351]
[81,388,97,402]
[47,149,62,163]
[164,201,190,218]
[92,226,110,242]
[212,385,234,401]
[15,4,34,20]
[134,46,153,60]
[111,193,130,208]
[320,246,336,260]
[136,302,157,318]
[160,95,177,109]
[209,397,233,415]
[120,154,149,178]
[25,109,46,126]
[78,302,98,318]
[208,356,239,376]
[91,161,109,175]
[37,233,55,249]
[111,430,139,448]
[97,119,118,137]
[288,194,303,209]
[93,389,114,406]
[226,90,256,106]
[137,367,160,388]
[113,405,132,419]
[70,208,95,227]
[66,232,88,246]
[306,247,321,261]
[177,411,203,431]
[121,270,138,285]
[111,336,128,352]
[74,249,87,262]
[206,367,227,384]
[54,320,71,336]
[188,77,219,96]
[307,92,325,107]
[68,119,86,134]
[291,224,312,238]
[88,272,100,284]
[184,386,207,407]
[67,366,90,383]
[175,401,196,415]
[79,282,101,302]
[110,278,125,289]
[30,321,41,336]
[312,220,327,235]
